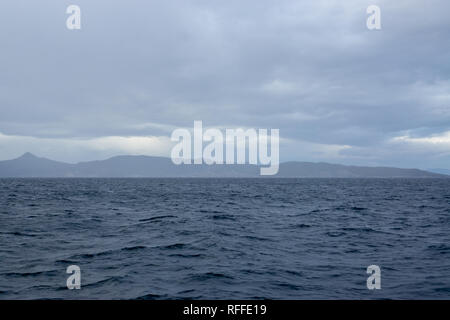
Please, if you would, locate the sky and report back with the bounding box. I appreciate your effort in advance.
[0,0,449,169]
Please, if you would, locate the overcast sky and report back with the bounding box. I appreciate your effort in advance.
[0,0,449,169]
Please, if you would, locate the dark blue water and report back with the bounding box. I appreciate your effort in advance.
[0,178,449,299]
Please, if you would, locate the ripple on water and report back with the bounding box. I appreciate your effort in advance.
[0,178,449,299]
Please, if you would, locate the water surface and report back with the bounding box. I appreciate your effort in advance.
[0,178,449,299]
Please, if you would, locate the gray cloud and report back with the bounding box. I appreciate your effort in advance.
[0,0,449,168]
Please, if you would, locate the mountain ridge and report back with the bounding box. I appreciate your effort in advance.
[0,153,447,178]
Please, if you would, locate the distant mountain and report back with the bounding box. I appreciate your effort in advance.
[0,153,446,178]
[427,168,450,176]
[277,162,448,178]
[0,153,258,178]
[0,153,76,177]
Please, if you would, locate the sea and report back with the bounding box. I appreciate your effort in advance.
[0,178,449,299]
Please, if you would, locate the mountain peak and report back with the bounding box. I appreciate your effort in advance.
[18,152,38,159]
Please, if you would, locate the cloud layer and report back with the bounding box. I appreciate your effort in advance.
[0,0,449,168]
